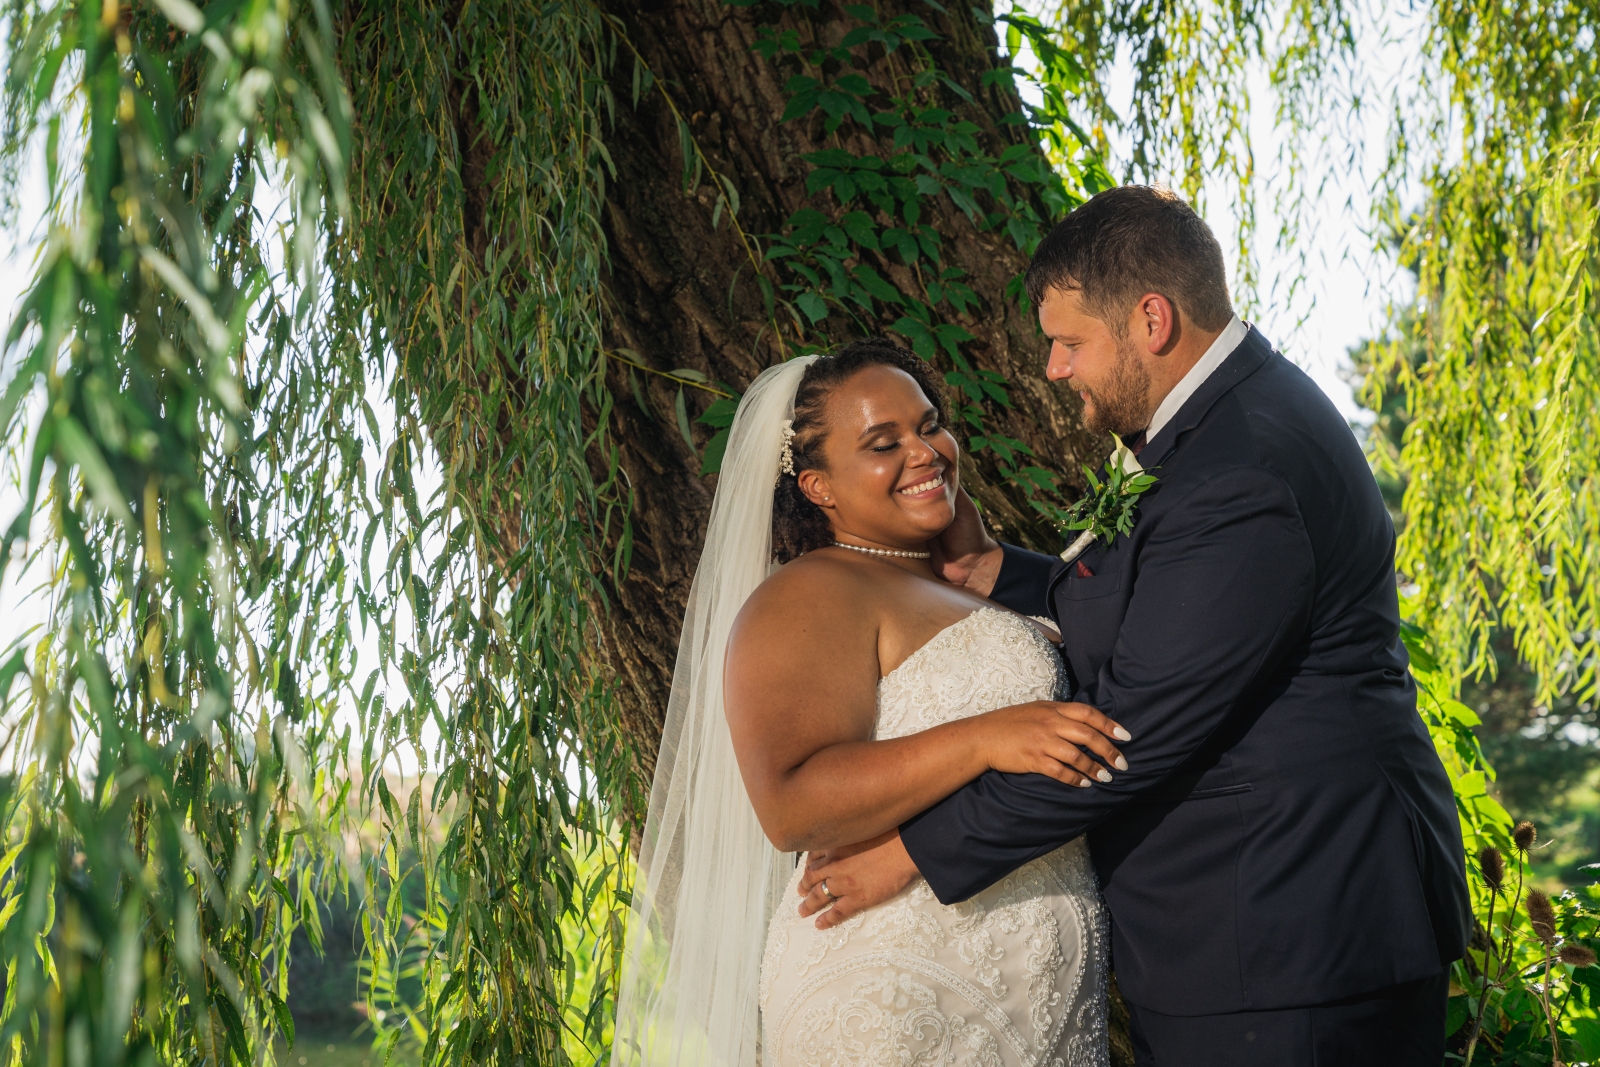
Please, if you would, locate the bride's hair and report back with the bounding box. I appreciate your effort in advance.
[771,339,947,563]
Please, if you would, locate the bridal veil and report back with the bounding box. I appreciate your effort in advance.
[610,354,820,1067]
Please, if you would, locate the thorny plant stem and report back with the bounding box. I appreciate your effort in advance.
[1463,886,1499,1067]
[1543,948,1562,1067]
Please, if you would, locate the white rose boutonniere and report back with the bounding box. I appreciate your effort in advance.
[1058,438,1157,565]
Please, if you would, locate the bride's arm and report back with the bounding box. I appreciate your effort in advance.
[724,563,1126,854]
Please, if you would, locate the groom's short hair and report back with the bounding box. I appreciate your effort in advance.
[1025,185,1233,334]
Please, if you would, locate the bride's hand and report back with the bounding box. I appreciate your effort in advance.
[976,700,1131,786]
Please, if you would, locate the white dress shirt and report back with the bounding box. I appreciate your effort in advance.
[1146,314,1248,442]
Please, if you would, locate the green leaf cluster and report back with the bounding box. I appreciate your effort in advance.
[717,0,1113,541]
[1060,453,1157,546]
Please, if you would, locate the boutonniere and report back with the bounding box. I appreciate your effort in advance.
[1058,437,1158,564]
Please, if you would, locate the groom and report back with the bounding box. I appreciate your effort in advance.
[799,185,1471,1065]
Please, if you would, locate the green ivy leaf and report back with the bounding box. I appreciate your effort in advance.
[802,148,859,168]
[833,73,872,96]
[700,429,732,475]
[796,291,828,324]
[853,264,902,305]
[893,316,936,359]
[932,323,974,358]
[840,211,880,248]
[781,88,821,123]
[805,168,842,195]
[695,397,740,429]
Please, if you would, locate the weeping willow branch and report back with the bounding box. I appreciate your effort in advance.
[0,0,354,1063]
[324,1,634,1061]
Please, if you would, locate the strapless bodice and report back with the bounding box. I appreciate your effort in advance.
[875,608,1068,741]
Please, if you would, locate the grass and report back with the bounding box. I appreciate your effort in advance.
[277,1033,418,1067]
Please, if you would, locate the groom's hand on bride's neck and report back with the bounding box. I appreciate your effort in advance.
[797,830,922,929]
[931,489,1004,597]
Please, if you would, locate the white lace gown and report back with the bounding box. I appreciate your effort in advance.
[760,608,1110,1067]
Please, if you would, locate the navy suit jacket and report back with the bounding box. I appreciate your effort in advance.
[901,327,1470,1015]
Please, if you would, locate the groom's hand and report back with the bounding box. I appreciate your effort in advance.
[797,829,921,929]
[930,488,1004,597]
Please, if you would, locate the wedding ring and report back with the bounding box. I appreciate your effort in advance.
[821,879,835,901]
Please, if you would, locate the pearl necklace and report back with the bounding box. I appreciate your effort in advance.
[831,541,931,560]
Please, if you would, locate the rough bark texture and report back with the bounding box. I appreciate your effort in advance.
[591,0,1104,789]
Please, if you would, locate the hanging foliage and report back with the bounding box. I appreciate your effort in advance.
[1036,0,1599,705]
[0,0,353,1062]
[324,1,637,1061]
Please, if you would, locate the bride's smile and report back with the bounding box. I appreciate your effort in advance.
[793,362,960,552]
[897,472,945,497]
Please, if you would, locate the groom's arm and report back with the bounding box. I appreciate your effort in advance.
[902,466,1317,905]
[988,544,1058,619]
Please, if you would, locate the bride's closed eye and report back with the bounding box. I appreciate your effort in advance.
[870,422,941,453]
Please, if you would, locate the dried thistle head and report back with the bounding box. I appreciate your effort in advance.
[1479,846,1506,892]
[1513,821,1538,852]
[1560,943,1598,968]
[1527,889,1558,945]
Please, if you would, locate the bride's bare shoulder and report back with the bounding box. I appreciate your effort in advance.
[731,552,881,644]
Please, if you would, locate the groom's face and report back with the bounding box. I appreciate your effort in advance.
[1038,286,1152,436]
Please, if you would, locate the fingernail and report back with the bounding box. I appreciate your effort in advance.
[1097,768,1114,783]
[1113,727,1132,741]
[1114,755,1129,771]
[1076,777,1093,788]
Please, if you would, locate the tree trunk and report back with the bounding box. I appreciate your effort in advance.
[589,0,1104,790]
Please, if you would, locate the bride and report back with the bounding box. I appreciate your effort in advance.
[611,341,1122,1066]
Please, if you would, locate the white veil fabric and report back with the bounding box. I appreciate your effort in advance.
[610,354,820,1067]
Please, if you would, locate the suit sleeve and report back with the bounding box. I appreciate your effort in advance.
[989,543,1058,618]
[902,466,1317,904]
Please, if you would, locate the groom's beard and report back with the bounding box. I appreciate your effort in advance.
[1080,337,1153,436]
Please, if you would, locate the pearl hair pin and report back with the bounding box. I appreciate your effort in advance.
[831,541,931,560]
[777,420,797,479]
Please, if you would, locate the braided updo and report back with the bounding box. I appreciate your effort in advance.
[771,339,948,564]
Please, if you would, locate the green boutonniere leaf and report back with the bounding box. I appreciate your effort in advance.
[1058,449,1158,561]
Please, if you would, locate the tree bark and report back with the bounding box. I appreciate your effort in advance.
[589,0,1104,790]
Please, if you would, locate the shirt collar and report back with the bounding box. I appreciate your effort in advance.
[1143,314,1248,444]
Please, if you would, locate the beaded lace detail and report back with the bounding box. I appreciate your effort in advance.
[760,608,1110,1067]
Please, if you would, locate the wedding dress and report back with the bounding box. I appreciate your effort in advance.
[761,608,1109,1067]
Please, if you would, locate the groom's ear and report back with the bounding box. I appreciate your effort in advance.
[797,469,835,511]
[1132,292,1178,354]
